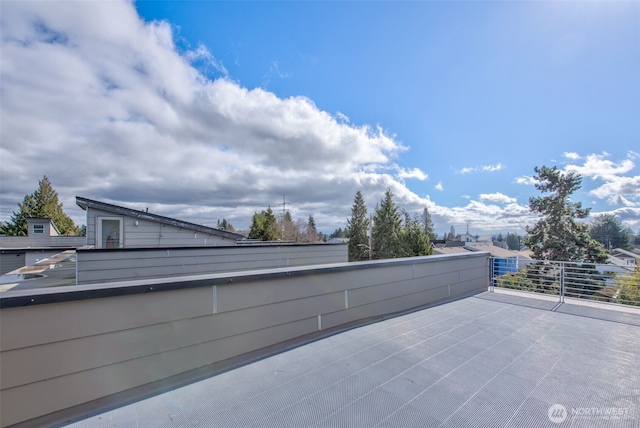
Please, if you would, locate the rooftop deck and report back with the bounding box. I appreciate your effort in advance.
[63,290,640,428]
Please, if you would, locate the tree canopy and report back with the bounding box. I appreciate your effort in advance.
[248,207,280,241]
[216,218,235,232]
[524,166,606,263]
[421,207,437,241]
[589,213,632,250]
[1,175,81,236]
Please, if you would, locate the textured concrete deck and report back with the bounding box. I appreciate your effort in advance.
[63,291,640,427]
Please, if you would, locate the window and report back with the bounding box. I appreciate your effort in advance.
[97,217,123,249]
[33,224,44,234]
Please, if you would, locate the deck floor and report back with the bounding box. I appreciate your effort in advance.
[64,291,640,427]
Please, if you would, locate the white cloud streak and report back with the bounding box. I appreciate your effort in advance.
[479,193,517,204]
[458,163,504,174]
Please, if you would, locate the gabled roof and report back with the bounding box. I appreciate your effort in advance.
[76,196,245,241]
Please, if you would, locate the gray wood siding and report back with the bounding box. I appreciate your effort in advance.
[0,252,489,427]
[76,244,348,284]
[0,252,25,275]
[84,208,236,248]
[0,235,86,249]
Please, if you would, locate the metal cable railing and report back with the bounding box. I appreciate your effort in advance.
[489,257,640,307]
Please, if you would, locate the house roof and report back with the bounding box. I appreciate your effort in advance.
[433,242,533,259]
[76,196,245,241]
[610,248,640,260]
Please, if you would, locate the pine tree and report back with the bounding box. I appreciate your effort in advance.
[403,211,433,257]
[372,189,403,259]
[347,191,369,261]
[304,215,319,242]
[1,175,80,236]
[524,166,607,263]
[421,207,437,241]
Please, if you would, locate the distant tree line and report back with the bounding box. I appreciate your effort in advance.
[346,189,436,262]
[246,207,323,243]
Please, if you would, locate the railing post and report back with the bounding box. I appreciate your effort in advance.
[489,257,495,292]
[559,263,565,303]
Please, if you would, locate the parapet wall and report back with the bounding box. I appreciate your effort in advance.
[0,252,489,427]
[76,243,348,284]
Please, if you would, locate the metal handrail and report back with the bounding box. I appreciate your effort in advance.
[489,256,640,307]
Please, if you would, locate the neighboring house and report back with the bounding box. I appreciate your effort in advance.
[76,196,245,248]
[609,248,639,268]
[458,233,476,243]
[0,218,85,275]
[432,242,533,279]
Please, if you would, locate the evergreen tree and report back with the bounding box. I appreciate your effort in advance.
[372,189,403,259]
[347,191,369,261]
[506,233,522,250]
[1,175,80,236]
[524,166,607,263]
[589,214,632,250]
[248,206,280,241]
[421,207,437,241]
[329,227,347,239]
[216,218,235,232]
[403,211,432,257]
[304,215,319,242]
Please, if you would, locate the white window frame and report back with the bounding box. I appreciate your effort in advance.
[32,224,44,234]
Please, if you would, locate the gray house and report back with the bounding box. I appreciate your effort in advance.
[0,218,86,275]
[76,197,244,249]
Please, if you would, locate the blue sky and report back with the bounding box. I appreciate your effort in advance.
[1,0,639,236]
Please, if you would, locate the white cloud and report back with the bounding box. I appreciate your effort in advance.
[607,195,636,207]
[514,176,537,185]
[562,152,581,160]
[3,2,632,238]
[482,163,504,172]
[335,111,350,123]
[479,192,517,204]
[0,0,417,231]
[184,44,228,77]
[564,152,640,205]
[565,152,635,180]
[458,163,504,174]
[397,167,428,181]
